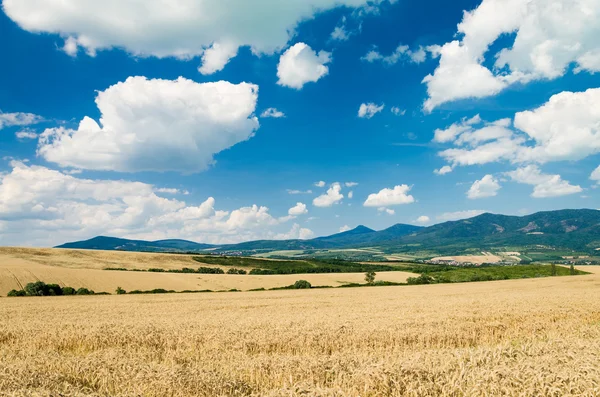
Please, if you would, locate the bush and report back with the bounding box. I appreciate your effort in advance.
[116,287,127,295]
[7,289,26,297]
[227,268,247,275]
[62,287,76,295]
[197,267,225,274]
[24,281,50,296]
[76,288,95,295]
[407,274,435,285]
[293,280,312,289]
[365,271,376,285]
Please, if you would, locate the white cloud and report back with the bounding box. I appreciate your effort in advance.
[361,44,427,65]
[331,23,351,42]
[198,41,239,75]
[358,103,385,119]
[345,182,358,187]
[437,210,487,222]
[378,207,395,215]
[315,181,326,188]
[287,189,313,195]
[37,76,259,173]
[434,165,453,175]
[391,107,406,116]
[348,191,354,199]
[506,165,582,198]
[364,185,415,207]
[0,111,44,130]
[277,43,331,89]
[467,175,501,199]
[15,129,38,140]
[288,202,308,216]
[275,223,314,240]
[434,88,600,169]
[423,0,600,110]
[0,161,294,246]
[155,188,181,195]
[3,0,385,74]
[513,88,600,163]
[339,225,352,232]
[416,215,430,224]
[313,182,344,207]
[591,166,600,184]
[261,108,285,118]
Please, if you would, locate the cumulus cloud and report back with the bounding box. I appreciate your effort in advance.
[434,166,454,175]
[2,0,387,73]
[37,76,259,173]
[358,103,385,119]
[15,129,38,140]
[0,111,44,130]
[313,182,344,207]
[591,166,600,184]
[506,165,582,198]
[339,225,352,232]
[288,202,308,216]
[467,175,501,199]
[364,185,415,207]
[415,215,430,224]
[434,88,600,169]
[348,191,354,199]
[423,0,600,110]
[378,207,395,215]
[275,223,314,240]
[437,210,487,222]
[261,108,286,118]
[0,161,292,246]
[314,181,326,188]
[277,43,331,89]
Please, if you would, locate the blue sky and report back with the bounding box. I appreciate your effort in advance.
[0,0,599,246]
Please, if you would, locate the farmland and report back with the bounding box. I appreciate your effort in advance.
[0,248,415,295]
[1,267,599,396]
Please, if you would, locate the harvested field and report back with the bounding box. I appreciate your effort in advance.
[432,252,502,264]
[0,248,415,295]
[0,267,598,396]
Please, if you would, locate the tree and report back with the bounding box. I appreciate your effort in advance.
[365,271,376,285]
[570,263,576,275]
[551,263,557,276]
[293,280,312,289]
[116,286,127,295]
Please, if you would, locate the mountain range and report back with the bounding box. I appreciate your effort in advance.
[56,209,600,254]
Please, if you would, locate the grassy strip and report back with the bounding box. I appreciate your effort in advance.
[192,256,398,274]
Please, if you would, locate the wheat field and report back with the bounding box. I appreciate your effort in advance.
[0,248,415,294]
[1,267,599,396]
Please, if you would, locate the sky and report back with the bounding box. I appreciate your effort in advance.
[0,0,599,247]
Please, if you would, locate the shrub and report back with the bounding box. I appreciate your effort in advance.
[227,268,247,275]
[365,271,376,285]
[293,280,312,289]
[407,274,435,285]
[197,267,225,274]
[7,289,26,297]
[24,281,50,296]
[62,287,76,295]
[116,287,127,295]
[76,288,95,295]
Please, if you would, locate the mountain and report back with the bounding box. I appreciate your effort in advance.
[56,236,215,252]
[55,209,600,254]
[376,209,600,253]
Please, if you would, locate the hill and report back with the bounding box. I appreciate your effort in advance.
[379,209,600,254]
[55,209,600,255]
[56,236,215,252]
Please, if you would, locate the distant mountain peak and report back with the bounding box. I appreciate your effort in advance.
[349,225,375,234]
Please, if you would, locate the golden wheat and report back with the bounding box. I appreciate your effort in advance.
[1,267,599,396]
